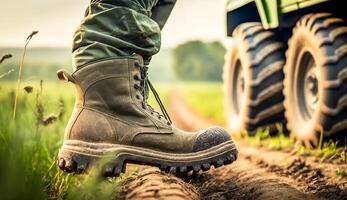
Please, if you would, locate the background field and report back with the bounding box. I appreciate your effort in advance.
[0,47,175,82]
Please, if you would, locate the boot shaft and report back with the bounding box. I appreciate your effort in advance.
[72,58,154,126]
[57,56,171,143]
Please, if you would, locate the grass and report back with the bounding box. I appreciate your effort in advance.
[0,80,169,199]
[295,140,347,164]
[178,82,225,125]
[13,31,38,120]
[1,81,69,199]
[241,128,295,151]
[179,82,347,166]
[336,168,347,177]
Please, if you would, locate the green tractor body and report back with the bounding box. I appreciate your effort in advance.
[226,0,330,33]
[223,0,347,145]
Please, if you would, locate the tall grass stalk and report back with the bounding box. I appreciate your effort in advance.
[318,128,324,150]
[0,54,12,65]
[0,69,14,79]
[12,31,38,120]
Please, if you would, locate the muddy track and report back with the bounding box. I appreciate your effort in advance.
[118,91,347,200]
[168,91,347,200]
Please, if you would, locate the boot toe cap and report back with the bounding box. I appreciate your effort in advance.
[192,126,231,152]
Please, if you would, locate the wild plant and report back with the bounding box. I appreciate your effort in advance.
[12,31,38,120]
[0,54,13,79]
[0,69,14,79]
[0,54,12,64]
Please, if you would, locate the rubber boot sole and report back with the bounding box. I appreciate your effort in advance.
[57,140,238,177]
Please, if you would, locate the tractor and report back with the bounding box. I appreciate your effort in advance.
[223,0,347,146]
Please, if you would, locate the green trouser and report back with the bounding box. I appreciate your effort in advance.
[73,0,176,69]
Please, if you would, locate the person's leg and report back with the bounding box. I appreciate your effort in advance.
[151,0,177,29]
[56,0,238,177]
[72,0,161,69]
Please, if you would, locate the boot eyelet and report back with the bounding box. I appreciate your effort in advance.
[167,122,171,125]
[133,75,140,80]
[136,95,141,99]
[134,62,140,67]
[141,102,146,109]
[134,84,140,89]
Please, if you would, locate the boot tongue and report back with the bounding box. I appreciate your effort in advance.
[137,64,172,125]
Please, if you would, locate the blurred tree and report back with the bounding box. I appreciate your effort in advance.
[172,40,226,81]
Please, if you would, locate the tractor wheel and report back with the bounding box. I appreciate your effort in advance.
[224,22,286,135]
[284,13,347,146]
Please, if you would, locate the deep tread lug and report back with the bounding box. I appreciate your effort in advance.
[227,153,236,161]
[77,163,88,173]
[58,158,65,169]
[65,160,76,172]
[104,165,114,176]
[202,163,211,171]
[179,166,188,173]
[121,163,127,173]
[169,166,177,173]
[113,166,122,175]
[214,159,224,168]
[159,165,166,171]
[193,165,201,173]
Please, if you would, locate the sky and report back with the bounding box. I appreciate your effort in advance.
[0,0,229,48]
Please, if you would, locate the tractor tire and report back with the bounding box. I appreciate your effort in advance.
[224,22,286,135]
[284,13,347,146]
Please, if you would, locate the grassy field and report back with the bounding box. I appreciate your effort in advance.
[0,82,121,199]
[0,80,171,199]
[178,82,226,125]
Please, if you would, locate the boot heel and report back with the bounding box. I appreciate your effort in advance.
[57,148,126,177]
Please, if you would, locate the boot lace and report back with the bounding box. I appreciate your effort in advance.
[134,62,172,125]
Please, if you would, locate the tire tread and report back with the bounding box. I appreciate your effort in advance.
[225,22,286,134]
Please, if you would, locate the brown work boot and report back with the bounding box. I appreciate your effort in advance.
[56,55,237,177]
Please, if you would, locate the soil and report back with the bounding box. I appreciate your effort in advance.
[117,91,347,200]
[116,168,199,200]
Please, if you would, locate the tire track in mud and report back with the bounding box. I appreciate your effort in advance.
[241,144,347,199]
[168,91,347,200]
[190,159,311,200]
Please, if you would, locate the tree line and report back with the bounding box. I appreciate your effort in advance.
[172,40,226,82]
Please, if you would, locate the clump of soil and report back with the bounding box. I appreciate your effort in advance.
[189,170,249,200]
[116,168,199,200]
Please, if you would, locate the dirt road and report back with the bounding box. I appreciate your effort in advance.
[117,91,347,200]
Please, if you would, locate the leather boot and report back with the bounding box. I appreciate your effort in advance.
[56,55,237,176]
